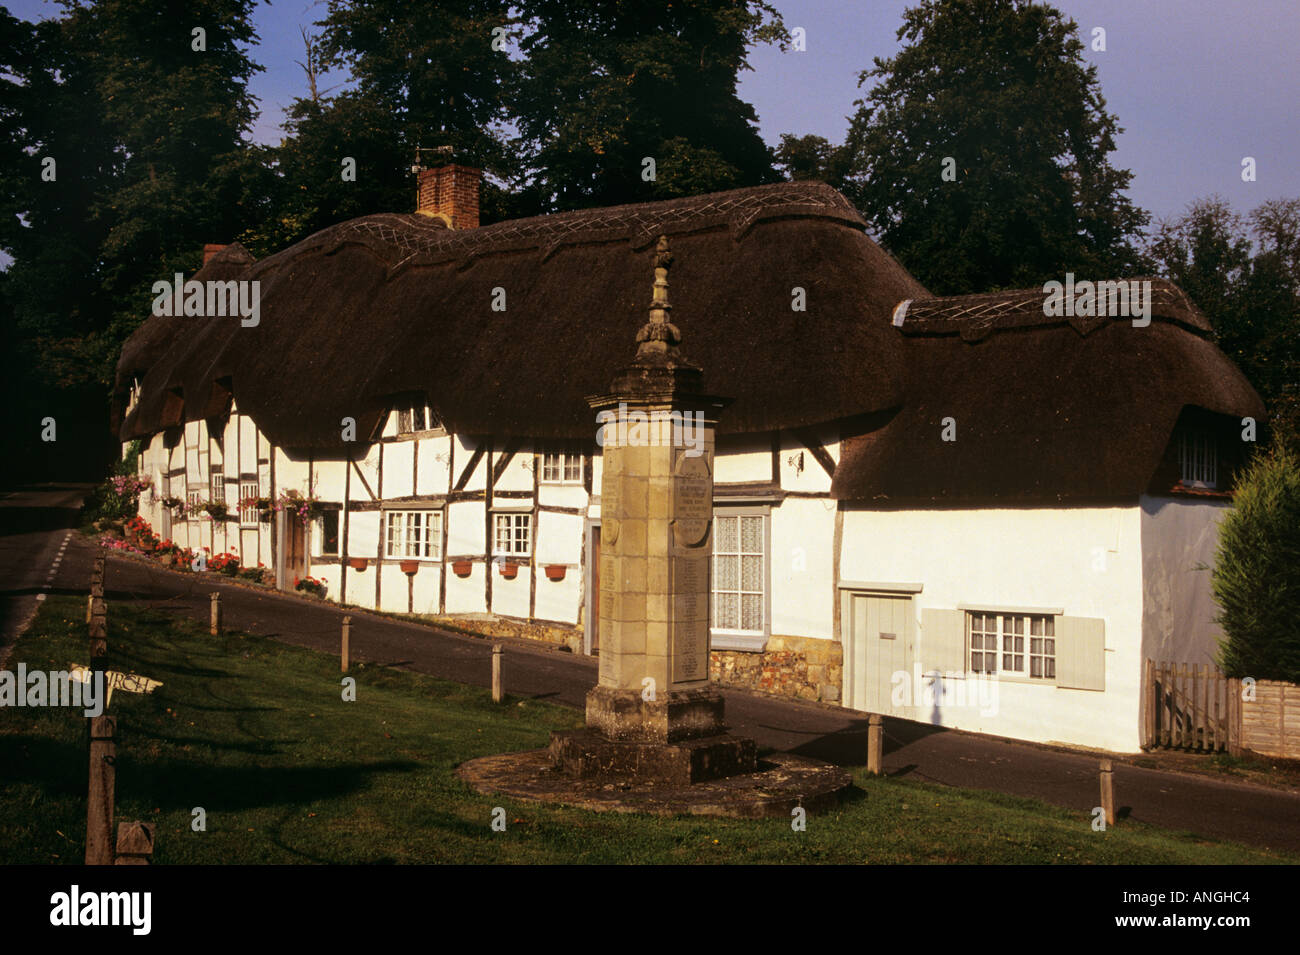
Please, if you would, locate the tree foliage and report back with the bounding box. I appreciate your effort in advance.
[1213,438,1300,682]
[842,0,1148,294]
[1146,197,1300,450]
[513,0,787,210]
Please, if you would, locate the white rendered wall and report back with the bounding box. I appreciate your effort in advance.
[839,505,1145,752]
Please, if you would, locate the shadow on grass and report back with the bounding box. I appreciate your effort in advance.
[117,755,423,811]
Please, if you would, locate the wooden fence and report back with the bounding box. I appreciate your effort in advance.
[1143,659,1300,759]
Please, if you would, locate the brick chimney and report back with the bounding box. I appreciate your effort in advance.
[202,243,228,265]
[415,164,481,229]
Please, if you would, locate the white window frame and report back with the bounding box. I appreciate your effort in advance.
[209,465,224,505]
[1179,429,1217,489]
[710,507,769,649]
[384,509,443,560]
[239,481,260,526]
[967,611,1056,681]
[186,486,204,520]
[395,401,440,436]
[541,449,583,484]
[492,512,532,558]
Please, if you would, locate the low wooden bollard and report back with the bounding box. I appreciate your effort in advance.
[492,644,503,703]
[210,592,221,636]
[114,822,156,865]
[1100,758,1116,825]
[341,616,351,672]
[85,715,117,866]
[89,618,108,658]
[867,713,884,775]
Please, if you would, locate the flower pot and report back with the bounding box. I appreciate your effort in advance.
[349,557,368,572]
[452,561,472,578]
[399,560,420,575]
[545,564,566,581]
[498,562,518,579]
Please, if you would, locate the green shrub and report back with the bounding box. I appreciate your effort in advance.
[1213,439,1300,682]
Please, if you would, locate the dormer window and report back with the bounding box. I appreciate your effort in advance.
[1179,429,1217,489]
[127,377,141,415]
[394,400,440,436]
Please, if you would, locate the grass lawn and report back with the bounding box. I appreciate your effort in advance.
[1,595,1293,865]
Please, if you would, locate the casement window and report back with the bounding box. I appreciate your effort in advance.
[239,481,260,526]
[1179,429,1217,489]
[541,449,583,484]
[384,509,442,559]
[209,465,223,504]
[395,401,440,436]
[492,512,532,558]
[319,510,340,557]
[712,512,767,636]
[921,608,1103,690]
[968,612,1056,679]
[186,487,203,517]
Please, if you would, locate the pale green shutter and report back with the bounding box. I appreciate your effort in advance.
[921,609,967,674]
[1055,616,1106,691]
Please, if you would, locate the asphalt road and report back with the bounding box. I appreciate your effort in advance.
[0,484,91,667]
[6,486,1299,854]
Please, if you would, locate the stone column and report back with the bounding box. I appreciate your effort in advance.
[581,235,733,745]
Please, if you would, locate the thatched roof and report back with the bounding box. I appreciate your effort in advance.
[832,285,1266,504]
[116,182,926,447]
[117,182,1265,504]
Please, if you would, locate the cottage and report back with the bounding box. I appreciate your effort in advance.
[114,168,1264,753]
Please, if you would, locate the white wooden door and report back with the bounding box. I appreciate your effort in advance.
[845,593,914,715]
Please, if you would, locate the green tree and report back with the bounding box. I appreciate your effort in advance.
[1213,439,1300,683]
[513,0,788,210]
[266,0,518,243]
[0,0,265,481]
[773,133,850,189]
[843,0,1148,294]
[1147,197,1300,450]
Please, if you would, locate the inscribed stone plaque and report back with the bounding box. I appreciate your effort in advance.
[602,458,621,545]
[671,452,712,549]
[671,555,709,684]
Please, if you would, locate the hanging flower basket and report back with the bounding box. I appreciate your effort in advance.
[545,564,566,581]
[451,561,472,578]
[399,560,420,575]
[349,557,369,572]
[498,562,519,579]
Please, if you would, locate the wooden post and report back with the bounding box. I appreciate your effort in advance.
[1142,659,1154,749]
[85,715,117,865]
[1099,758,1115,825]
[114,822,155,865]
[341,616,351,672]
[867,713,884,775]
[86,594,94,624]
[491,643,503,703]
[209,592,221,636]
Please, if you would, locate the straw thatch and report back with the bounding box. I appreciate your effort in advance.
[116,182,926,447]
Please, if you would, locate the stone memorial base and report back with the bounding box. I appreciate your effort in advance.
[457,684,853,818]
[456,748,853,819]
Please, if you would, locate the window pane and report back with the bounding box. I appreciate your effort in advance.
[1045,659,1056,679]
[741,594,762,631]
[715,555,739,590]
[1030,658,1042,677]
[715,592,739,630]
[1044,617,1054,637]
[412,405,426,431]
[741,516,762,553]
[741,555,762,591]
[715,516,737,552]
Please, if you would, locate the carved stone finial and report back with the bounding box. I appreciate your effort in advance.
[634,235,683,361]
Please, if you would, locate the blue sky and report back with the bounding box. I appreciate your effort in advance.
[8,0,1299,228]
